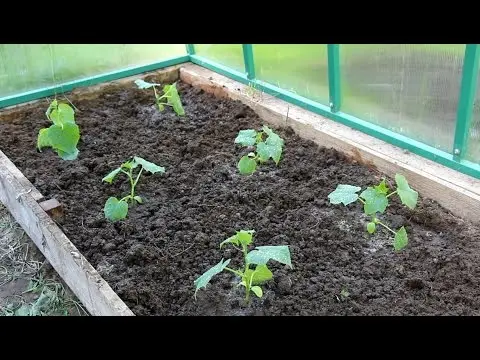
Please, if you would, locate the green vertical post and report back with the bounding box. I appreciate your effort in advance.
[327,44,342,113]
[242,44,256,80]
[453,44,480,161]
[185,44,195,55]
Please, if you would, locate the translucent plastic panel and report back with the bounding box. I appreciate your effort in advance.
[253,44,329,105]
[194,44,244,72]
[466,86,480,164]
[0,44,186,98]
[340,44,465,154]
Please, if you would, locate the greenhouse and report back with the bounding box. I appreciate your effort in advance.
[0,44,479,316]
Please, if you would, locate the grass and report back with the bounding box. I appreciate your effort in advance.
[0,203,88,316]
[1,273,88,316]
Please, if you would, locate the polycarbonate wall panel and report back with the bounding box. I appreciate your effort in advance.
[467,82,480,164]
[253,44,329,105]
[0,44,186,98]
[340,44,465,154]
[194,44,244,72]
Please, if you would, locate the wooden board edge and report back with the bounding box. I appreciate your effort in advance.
[179,63,480,225]
[0,150,134,316]
[0,154,44,202]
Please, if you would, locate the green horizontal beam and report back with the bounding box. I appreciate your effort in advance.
[0,55,190,109]
[189,54,480,180]
[453,44,480,161]
[190,55,249,83]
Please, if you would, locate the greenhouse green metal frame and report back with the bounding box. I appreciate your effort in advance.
[1,44,479,180]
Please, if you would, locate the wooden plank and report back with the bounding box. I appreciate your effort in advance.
[0,150,134,316]
[39,198,64,222]
[0,155,44,202]
[180,63,480,225]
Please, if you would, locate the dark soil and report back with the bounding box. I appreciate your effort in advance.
[2,80,480,316]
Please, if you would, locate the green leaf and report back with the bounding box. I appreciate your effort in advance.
[360,187,388,215]
[395,174,418,210]
[14,305,31,316]
[262,125,278,139]
[245,264,273,285]
[394,226,408,251]
[31,290,54,315]
[256,141,283,165]
[258,126,284,164]
[194,258,231,298]
[235,129,258,146]
[157,102,165,111]
[250,286,263,298]
[163,83,185,116]
[374,179,389,195]
[135,79,160,89]
[236,230,254,247]
[37,128,52,150]
[247,245,292,268]
[37,122,80,159]
[134,195,143,204]
[45,122,80,154]
[133,156,165,174]
[328,184,362,206]
[263,126,284,144]
[220,230,254,249]
[45,99,58,120]
[121,160,136,170]
[367,222,376,234]
[102,168,122,184]
[238,156,257,175]
[49,103,75,127]
[57,148,79,161]
[104,197,129,222]
[219,235,239,249]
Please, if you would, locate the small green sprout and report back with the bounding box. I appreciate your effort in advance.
[336,288,350,302]
[194,230,292,303]
[102,156,165,222]
[328,174,419,251]
[235,125,284,175]
[37,99,80,160]
[134,79,185,116]
[340,289,350,299]
[244,82,264,101]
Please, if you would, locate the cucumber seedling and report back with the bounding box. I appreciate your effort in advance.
[235,125,284,175]
[134,79,185,116]
[37,99,80,160]
[327,174,419,251]
[194,230,292,303]
[102,156,165,222]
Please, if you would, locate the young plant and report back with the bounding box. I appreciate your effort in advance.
[194,230,292,303]
[102,156,165,222]
[235,125,284,175]
[327,174,419,251]
[134,79,185,116]
[37,99,80,160]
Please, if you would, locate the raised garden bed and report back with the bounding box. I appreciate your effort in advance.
[1,66,480,316]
